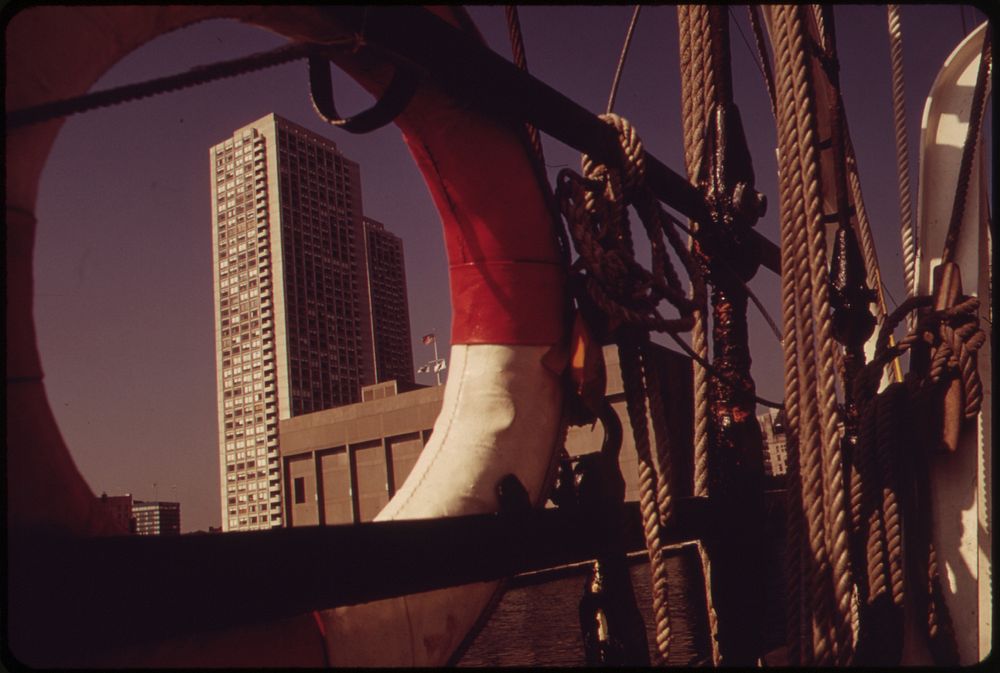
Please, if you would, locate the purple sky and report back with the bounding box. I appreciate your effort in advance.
[29,6,987,532]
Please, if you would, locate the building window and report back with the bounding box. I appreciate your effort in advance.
[293,477,306,504]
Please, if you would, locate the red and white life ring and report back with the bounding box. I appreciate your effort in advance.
[7,6,567,666]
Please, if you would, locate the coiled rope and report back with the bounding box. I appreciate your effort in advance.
[853,291,985,665]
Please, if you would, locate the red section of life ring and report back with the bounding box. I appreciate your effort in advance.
[349,5,568,346]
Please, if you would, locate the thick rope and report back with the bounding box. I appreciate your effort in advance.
[767,7,987,666]
[618,337,673,664]
[853,294,982,666]
[874,385,905,650]
[941,24,992,266]
[771,6,857,663]
[875,387,905,614]
[849,378,907,664]
[887,6,918,306]
[804,10,864,664]
[676,6,728,663]
[781,8,840,662]
[772,7,808,662]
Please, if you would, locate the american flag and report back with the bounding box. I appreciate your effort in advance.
[422,333,435,345]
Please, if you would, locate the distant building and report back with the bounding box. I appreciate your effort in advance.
[758,408,788,477]
[97,493,135,534]
[364,217,415,386]
[210,114,413,532]
[278,344,694,526]
[94,494,180,535]
[131,501,181,536]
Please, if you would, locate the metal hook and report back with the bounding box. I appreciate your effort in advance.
[307,48,418,134]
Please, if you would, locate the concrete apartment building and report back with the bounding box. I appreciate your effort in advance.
[363,217,414,386]
[210,114,411,532]
[95,494,181,535]
[132,501,181,536]
[279,344,694,526]
[757,408,788,477]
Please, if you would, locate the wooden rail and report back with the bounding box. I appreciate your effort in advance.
[8,491,785,659]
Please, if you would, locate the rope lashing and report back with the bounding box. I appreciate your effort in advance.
[847,285,984,664]
[856,294,984,408]
[557,112,719,665]
[559,113,704,338]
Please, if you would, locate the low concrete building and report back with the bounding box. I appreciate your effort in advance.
[279,344,694,526]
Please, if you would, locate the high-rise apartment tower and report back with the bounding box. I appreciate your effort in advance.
[211,114,389,532]
[363,217,415,385]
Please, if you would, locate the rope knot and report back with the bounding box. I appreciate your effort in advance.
[557,115,704,342]
[583,113,646,199]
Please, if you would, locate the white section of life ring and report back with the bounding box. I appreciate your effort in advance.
[318,343,565,665]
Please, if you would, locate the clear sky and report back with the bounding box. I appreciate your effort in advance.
[29,6,987,532]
